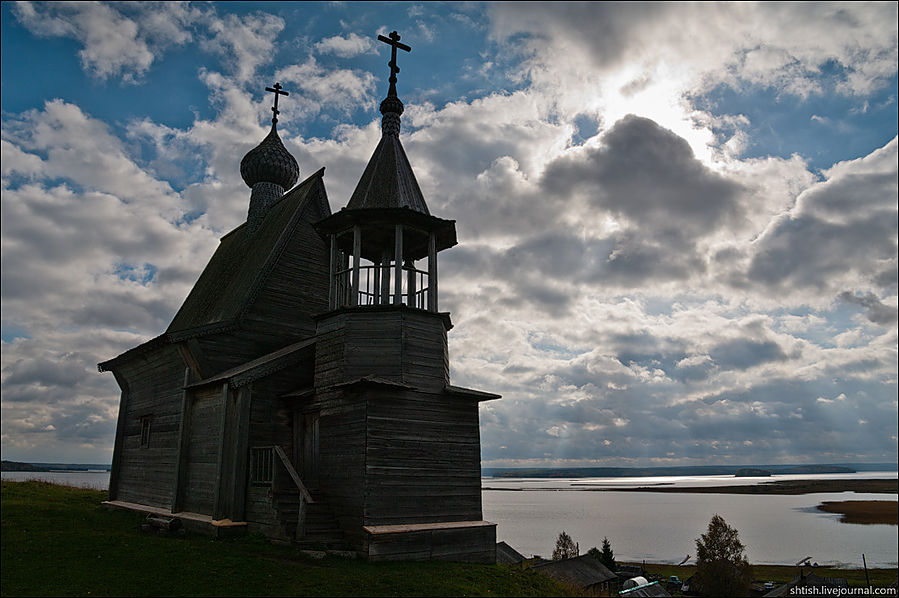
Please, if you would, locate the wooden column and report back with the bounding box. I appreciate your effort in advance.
[212,382,229,521]
[107,372,130,502]
[380,250,392,304]
[406,260,416,308]
[373,257,381,305]
[230,386,251,522]
[351,225,361,307]
[170,368,193,513]
[394,224,403,304]
[328,234,338,310]
[428,232,438,312]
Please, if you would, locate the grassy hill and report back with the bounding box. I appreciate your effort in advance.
[0,481,570,597]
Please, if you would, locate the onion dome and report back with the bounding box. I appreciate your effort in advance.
[239,124,299,191]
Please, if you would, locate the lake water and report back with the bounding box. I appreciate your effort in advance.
[4,470,896,567]
[482,472,899,568]
[2,470,110,489]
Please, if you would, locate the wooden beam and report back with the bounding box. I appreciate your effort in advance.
[328,234,338,310]
[107,371,130,502]
[230,386,251,522]
[428,232,437,312]
[170,368,193,513]
[407,260,416,308]
[373,257,382,305]
[351,225,361,307]
[394,225,403,304]
[381,250,392,304]
[273,444,314,504]
[212,383,228,520]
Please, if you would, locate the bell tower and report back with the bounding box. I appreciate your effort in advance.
[308,31,498,561]
[313,31,458,391]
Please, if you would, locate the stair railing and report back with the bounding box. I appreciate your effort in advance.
[272,445,314,539]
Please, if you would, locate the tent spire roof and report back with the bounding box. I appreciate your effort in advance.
[345,31,428,214]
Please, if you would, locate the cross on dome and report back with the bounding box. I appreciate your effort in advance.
[265,82,289,125]
[377,31,411,97]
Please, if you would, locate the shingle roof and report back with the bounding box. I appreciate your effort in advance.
[345,133,429,213]
[534,555,618,589]
[167,168,327,336]
[496,541,527,564]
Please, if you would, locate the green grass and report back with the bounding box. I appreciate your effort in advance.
[1,481,571,597]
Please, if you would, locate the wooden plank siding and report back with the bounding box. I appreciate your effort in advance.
[313,389,367,547]
[314,308,450,390]
[363,389,483,526]
[182,385,223,515]
[113,344,188,508]
[365,524,496,563]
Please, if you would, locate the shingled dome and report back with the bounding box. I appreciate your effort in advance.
[240,124,300,190]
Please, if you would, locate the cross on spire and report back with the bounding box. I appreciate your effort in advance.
[265,82,289,125]
[377,31,411,97]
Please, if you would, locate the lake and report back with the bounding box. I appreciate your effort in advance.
[4,470,896,567]
[482,472,899,568]
[1,470,110,489]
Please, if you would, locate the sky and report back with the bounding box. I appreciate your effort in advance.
[1,1,897,467]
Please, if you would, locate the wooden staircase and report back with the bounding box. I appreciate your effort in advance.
[272,486,348,549]
[271,445,349,549]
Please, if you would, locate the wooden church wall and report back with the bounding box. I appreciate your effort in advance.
[112,344,187,508]
[363,389,483,526]
[315,388,368,546]
[315,310,450,389]
[193,331,269,376]
[243,371,307,531]
[180,384,223,515]
[398,312,450,390]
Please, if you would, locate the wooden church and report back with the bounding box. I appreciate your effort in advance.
[99,32,498,562]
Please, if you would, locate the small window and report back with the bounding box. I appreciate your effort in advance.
[139,415,152,448]
[251,447,274,486]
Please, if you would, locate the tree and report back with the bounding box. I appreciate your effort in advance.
[599,537,617,571]
[694,514,752,597]
[552,531,579,560]
[587,537,617,571]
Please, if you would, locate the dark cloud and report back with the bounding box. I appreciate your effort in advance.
[543,115,744,237]
[708,339,787,370]
[838,291,899,326]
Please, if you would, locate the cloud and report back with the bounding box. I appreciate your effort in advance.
[276,57,378,118]
[199,11,286,84]
[314,32,377,58]
[12,1,197,82]
[746,137,898,297]
[1,2,896,467]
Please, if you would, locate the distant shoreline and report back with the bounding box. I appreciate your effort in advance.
[582,479,897,495]
[483,478,898,495]
[817,500,898,525]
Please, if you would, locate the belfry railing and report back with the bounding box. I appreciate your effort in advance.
[333,263,429,309]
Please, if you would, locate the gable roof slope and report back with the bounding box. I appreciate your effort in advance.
[167,168,329,337]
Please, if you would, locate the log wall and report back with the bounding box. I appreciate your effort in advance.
[363,389,483,525]
[314,308,449,390]
[182,385,223,515]
[112,344,187,508]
